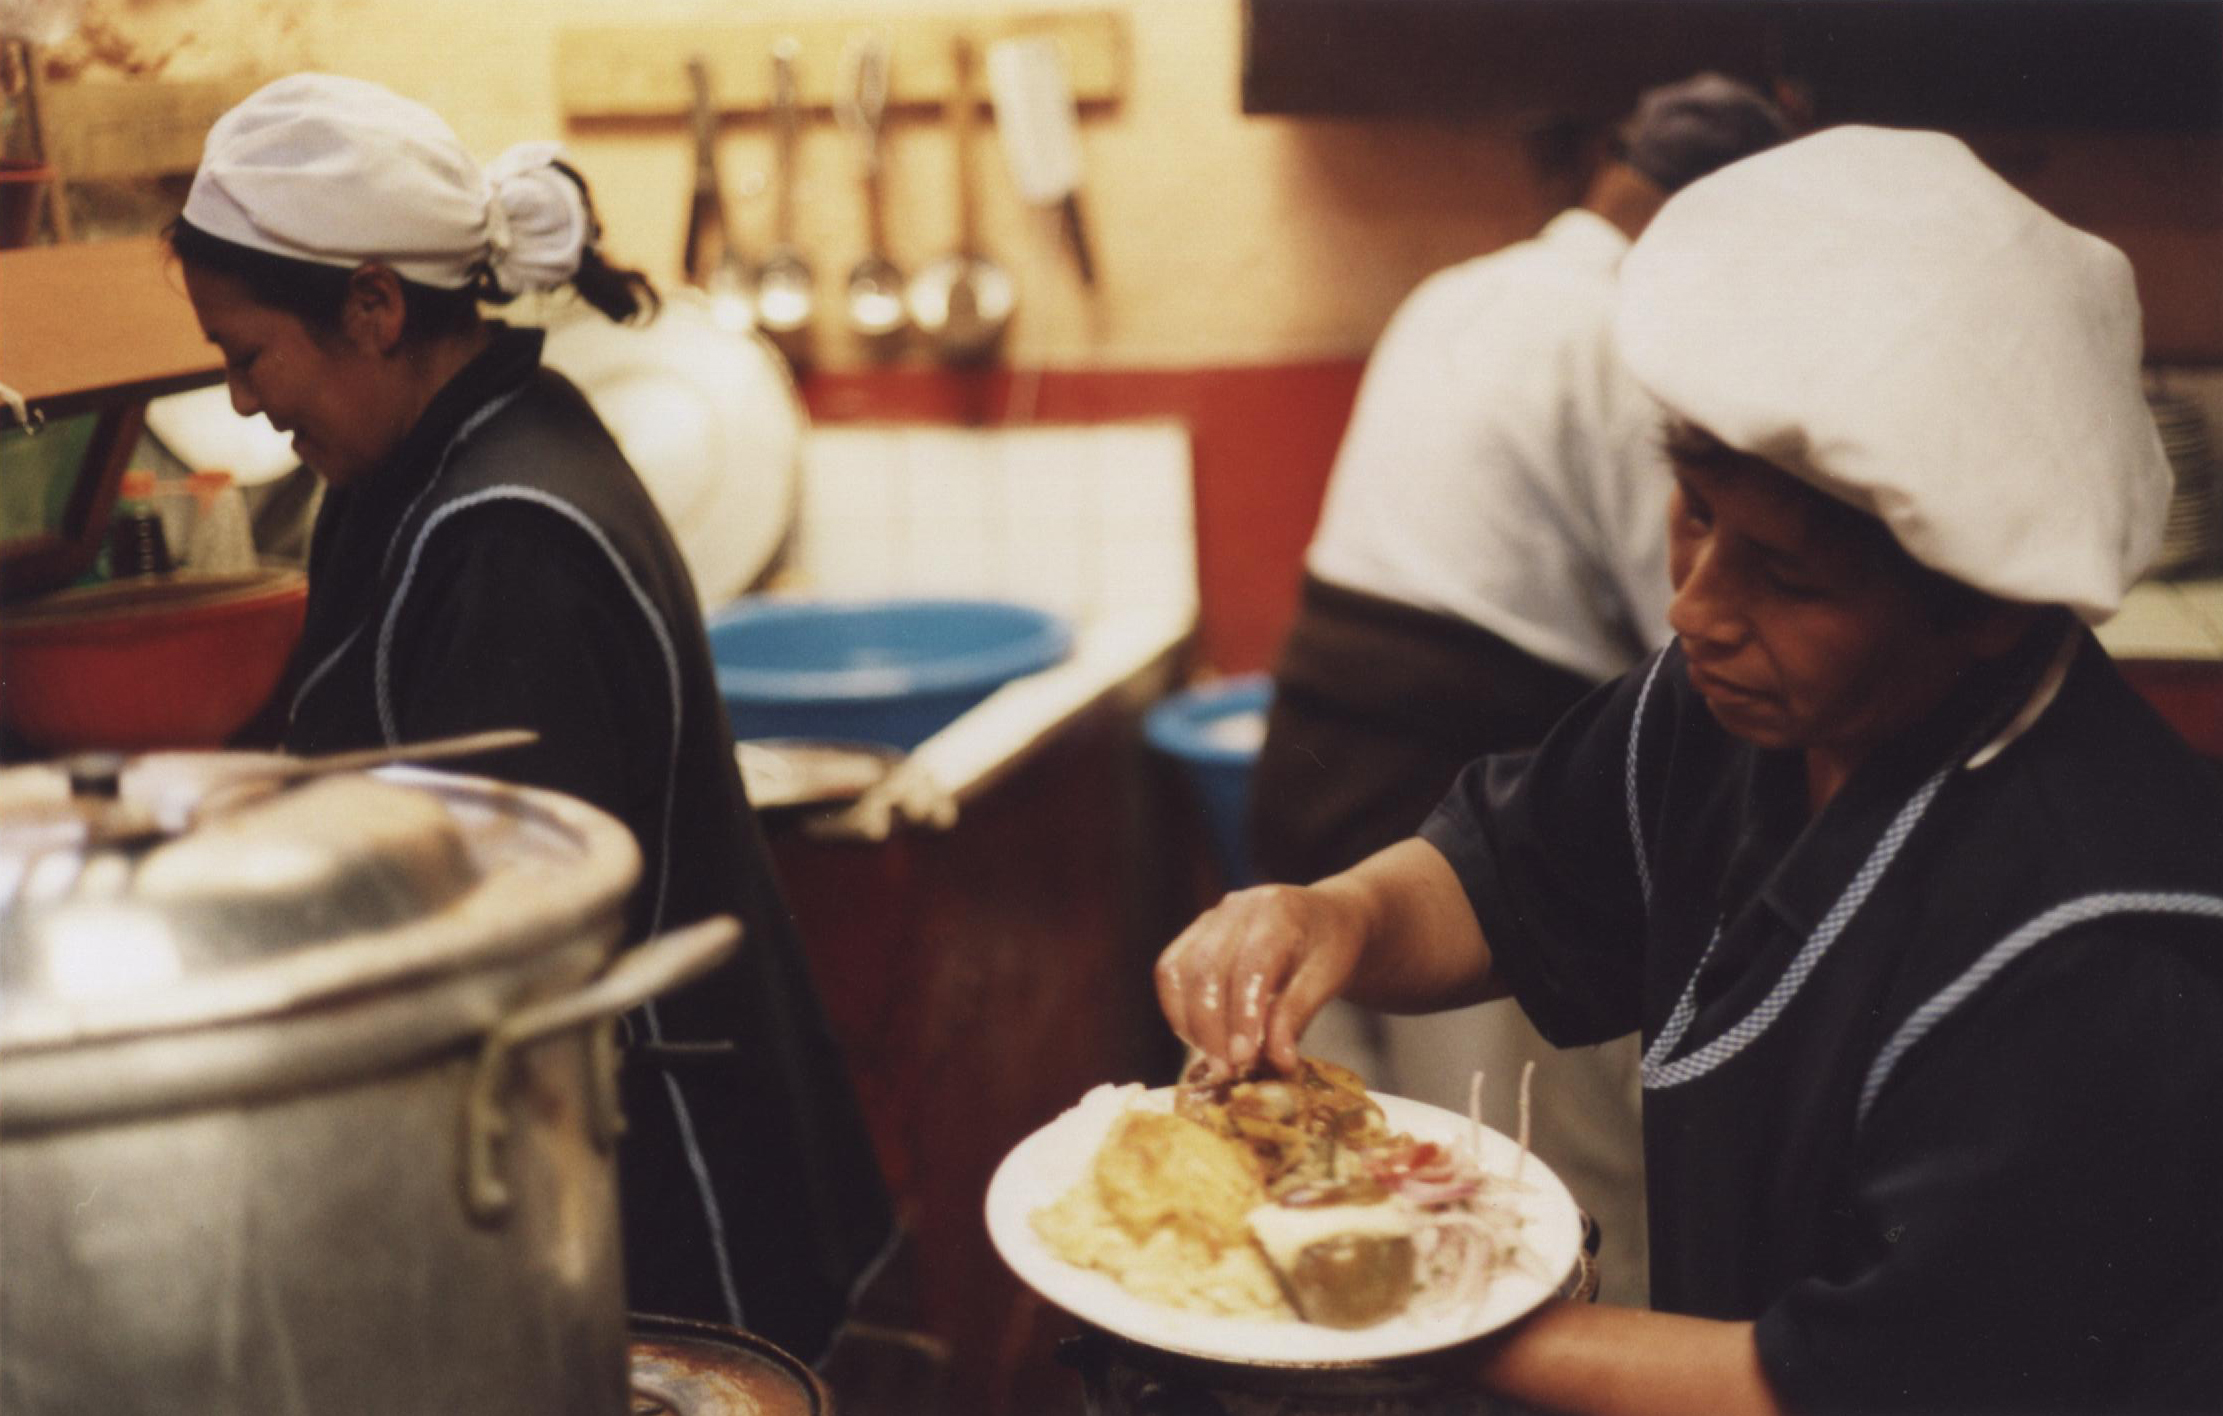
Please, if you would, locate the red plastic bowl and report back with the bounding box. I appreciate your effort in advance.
[2,570,308,753]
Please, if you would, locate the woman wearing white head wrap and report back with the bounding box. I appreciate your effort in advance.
[1155,126,2223,1415]
[171,74,895,1364]
[171,74,652,485]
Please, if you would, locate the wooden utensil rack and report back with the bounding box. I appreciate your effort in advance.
[555,8,1127,121]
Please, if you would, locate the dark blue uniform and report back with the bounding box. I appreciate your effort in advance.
[278,325,893,1363]
[1422,624,2223,1412]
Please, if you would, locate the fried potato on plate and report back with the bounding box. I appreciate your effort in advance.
[1031,1107,1293,1318]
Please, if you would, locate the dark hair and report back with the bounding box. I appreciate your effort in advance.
[1662,421,2008,630]
[544,160,661,326]
[165,162,657,341]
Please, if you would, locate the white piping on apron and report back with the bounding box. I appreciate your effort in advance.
[1640,762,1951,1091]
[1634,626,2134,1101]
[286,389,527,729]
[1628,645,1954,1092]
[377,480,746,1330]
[376,485,682,933]
[1624,648,1671,912]
[1857,891,2223,1128]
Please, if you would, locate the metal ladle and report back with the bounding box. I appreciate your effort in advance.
[681,55,754,333]
[906,35,1014,363]
[836,32,907,345]
[753,36,815,359]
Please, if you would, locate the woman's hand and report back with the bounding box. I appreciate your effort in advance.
[1460,1304,1784,1416]
[1154,881,1370,1080]
[1154,838,1497,1081]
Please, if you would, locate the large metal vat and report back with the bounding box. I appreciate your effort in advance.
[0,758,736,1415]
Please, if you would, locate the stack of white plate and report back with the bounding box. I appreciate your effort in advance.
[2147,385,2222,580]
[541,289,803,611]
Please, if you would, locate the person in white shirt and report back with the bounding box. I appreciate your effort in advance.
[1248,73,1788,1307]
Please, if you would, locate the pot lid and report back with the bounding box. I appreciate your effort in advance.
[0,753,639,1053]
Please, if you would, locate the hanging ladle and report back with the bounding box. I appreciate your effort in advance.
[681,54,754,333]
[906,35,1014,363]
[753,36,816,359]
[836,32,907,345]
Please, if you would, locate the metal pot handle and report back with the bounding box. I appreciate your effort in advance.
[462,915,742,1223]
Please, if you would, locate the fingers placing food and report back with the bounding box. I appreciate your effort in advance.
[1154,914,1229,1077]
[1152,925,1197,1051]
[1156,880,1382,1079]
[1158,888,1282,1077]
[1261,941,1352,1074]
[1220,907,1293,1073]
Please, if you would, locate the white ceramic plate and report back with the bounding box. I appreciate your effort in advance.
[541,290,801,611]
[985,1083,1584,1366]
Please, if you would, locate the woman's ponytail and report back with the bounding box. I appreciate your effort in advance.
[569,243,660,325]
[549,160,659,325]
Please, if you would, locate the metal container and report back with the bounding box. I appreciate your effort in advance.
[1061,1327,1548,1416]
[0,759,739,1416]
[628,1313,833,1416]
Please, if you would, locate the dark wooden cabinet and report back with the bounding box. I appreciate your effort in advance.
[1242,0,2223,131]
[767,700,1203,1415]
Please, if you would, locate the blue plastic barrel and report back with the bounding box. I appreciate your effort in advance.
[1144,674,1273,887]
[706,596,1074,751]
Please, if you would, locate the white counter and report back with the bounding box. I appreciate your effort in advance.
[758,420,1200,840]
[2097,578,2223,661]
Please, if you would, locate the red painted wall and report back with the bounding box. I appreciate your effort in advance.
[801,366,2223,760]
[800,362,1367,677]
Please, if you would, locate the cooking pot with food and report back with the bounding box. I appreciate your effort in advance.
[0,756,739,1416]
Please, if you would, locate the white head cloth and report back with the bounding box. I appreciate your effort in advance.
[183,73,590,296]
[1615,125,2170,623]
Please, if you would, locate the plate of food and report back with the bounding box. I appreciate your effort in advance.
[985,1059,1584,1366]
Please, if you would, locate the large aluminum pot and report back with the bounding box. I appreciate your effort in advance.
[0,757,739,1416]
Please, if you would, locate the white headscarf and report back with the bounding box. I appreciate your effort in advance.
[1615,125,2171,624]
[182,73,590,296]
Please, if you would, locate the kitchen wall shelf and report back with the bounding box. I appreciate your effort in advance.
[0,239,220,419]
[0,238,222,600]
[556,8,1128,122]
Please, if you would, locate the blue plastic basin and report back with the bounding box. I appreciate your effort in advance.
[1144,674,1273,887]
[706,596,1075,751]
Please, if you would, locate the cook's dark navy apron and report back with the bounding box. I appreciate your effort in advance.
[1426,625,2223,1409]
[281,333,892,1362]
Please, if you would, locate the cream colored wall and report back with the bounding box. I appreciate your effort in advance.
[59,0,2223,367]
[59,0,1549,370]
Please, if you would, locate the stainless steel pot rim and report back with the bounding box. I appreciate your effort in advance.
[0,932,612,1135]
[0,768,639,1056]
